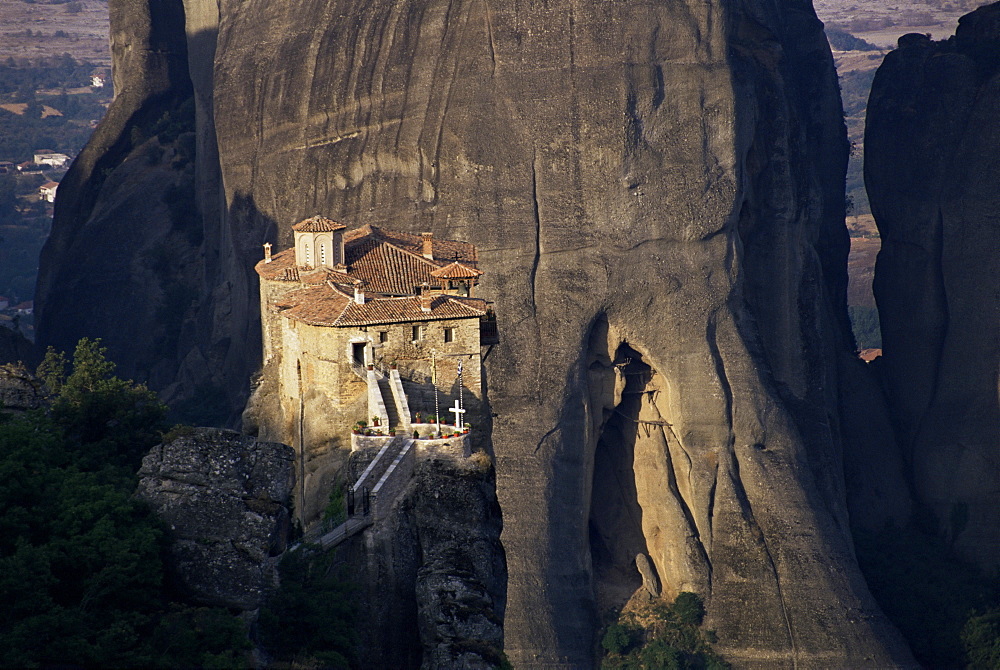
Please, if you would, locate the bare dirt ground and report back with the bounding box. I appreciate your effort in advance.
[0,0,110,66]
[848,237,881,309]
[815,0,986,48]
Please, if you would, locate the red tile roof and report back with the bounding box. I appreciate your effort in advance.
[430,261,482,279]
[257,224,486,319]
[344,224,477,266]
[346,238,441,294]
[292,215,346,232]
[274,284,488,327]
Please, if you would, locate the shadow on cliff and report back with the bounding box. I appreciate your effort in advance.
[35,13,275,429]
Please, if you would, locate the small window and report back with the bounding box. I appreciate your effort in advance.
[378,331,388,343]
[319,244,327,266]
[443,327,454,343]
[304,243,311,266]
[412,325,422,342]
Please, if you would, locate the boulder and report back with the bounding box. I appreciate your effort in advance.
[341,451,506,668]
[135,428,295,610]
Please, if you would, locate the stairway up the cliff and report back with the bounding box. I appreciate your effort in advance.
[377,377,400,428]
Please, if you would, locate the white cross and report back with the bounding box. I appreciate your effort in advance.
[448,399,466,428]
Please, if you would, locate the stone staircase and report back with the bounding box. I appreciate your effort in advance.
[377,376,400,428]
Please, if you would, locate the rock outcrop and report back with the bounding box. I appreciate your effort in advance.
[865,2,1000,569]
[0,363,45,413]
[38,0,919,665]
[341,453,506,669]
[135,428,295,610]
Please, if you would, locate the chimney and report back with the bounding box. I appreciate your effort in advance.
[263,243,272,263]
[420,283,432,312]
[421,232,434,260]
[354,281,365,304]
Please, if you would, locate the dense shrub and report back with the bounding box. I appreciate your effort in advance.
[258,549,357,668]
[600,592,728,670]
[848,305,882,349]
[827,28,882,52]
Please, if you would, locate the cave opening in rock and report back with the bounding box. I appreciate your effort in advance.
[588,340,656,614]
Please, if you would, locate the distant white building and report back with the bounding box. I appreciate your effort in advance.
[91,74,106,88]
[33,150,70,168]
[39,181,59,203]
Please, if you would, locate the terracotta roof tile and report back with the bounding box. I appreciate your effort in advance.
[344,224,477,266]
[429,261,482,279]
[258,225,485,308]
[274,286,487,327]
[292,215,346,232]
[255,249,298,281]
[346,239,441,294]
[336,295,487,326]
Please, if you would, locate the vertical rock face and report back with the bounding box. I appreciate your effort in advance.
[37,0,918,666]
[865,3,1000,569]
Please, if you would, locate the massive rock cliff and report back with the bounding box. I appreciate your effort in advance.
[865,3,1000,570]
[38,0,918,666]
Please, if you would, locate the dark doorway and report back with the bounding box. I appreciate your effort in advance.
[352,342,366,365]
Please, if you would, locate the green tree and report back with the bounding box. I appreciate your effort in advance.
[259,549,357,668]
[41,338,167,470]
[0,341,251,667]
[963,608,1000,669]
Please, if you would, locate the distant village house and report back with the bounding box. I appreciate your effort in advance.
[33,150,71,168]
[39,181,59,203]
[17,161,41,174]
[91,74,106,88]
